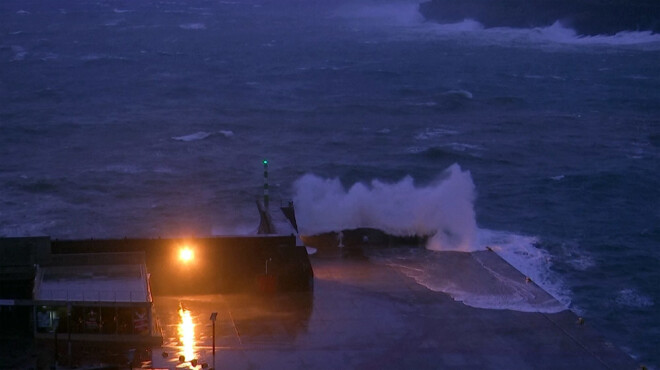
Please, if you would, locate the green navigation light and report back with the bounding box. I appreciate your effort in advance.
[263,160,268,165]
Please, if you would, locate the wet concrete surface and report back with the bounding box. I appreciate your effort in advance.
[150,252,637,370]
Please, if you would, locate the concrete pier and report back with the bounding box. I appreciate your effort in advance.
[151,252,637,369]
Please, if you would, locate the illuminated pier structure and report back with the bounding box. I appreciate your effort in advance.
[33,252,161,366]
[0,234,313,367]
[1,235,640,369]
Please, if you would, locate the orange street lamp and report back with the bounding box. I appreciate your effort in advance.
[179,246,194,263]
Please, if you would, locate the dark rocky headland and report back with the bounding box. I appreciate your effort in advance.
[418,0,660,35]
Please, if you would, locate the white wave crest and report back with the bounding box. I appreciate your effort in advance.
[172,131,212,142]
[443,89,473,99]
[414,127,459,140]
[538,22,660,46]
[172,130,234,142]
[293,163,478,251]
[424,20,660,48]
[433,20,660,49]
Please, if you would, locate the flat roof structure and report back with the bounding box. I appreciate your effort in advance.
[35,264,150,303]
[33,252,151,304]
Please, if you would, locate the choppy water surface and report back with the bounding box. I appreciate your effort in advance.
[1,0,659,366]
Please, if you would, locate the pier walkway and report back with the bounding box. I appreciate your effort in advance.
[151,251,636,369]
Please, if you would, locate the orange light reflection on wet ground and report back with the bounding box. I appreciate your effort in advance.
[178,305,196,364]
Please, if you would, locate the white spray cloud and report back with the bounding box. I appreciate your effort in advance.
[293,163,478,252]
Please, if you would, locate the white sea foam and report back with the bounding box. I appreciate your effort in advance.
[443,89,473,99]
[442,142,483,153]
[104,19,124,27]
[172,131,212,142]
[616,288,654,308]
[172,130,233,142]
[426,20,660,49]
[372,228,569,312]
[81,54,129,62]
[179,23,206,30]
[404,146,425,154]
[478,229,571,308]
[555,240,594,272]
[39,52,59,62]
[293,163,477,251]
[16,10,30,15]
[414,127,459,140]
[537,22,660,46]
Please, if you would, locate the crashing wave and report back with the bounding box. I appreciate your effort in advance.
[293,164,478,252]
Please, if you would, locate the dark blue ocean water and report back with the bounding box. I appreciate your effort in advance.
[1,0,659,366]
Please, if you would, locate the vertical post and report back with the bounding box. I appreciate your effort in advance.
[148,304,152,335]
[53,315,60,367]
[263,159,269,210]
[210,312,217,370]
[67,303,72,367]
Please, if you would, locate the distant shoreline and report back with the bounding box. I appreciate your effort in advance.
[418,0,660,36]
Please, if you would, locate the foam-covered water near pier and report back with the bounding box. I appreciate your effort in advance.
[370,229,570,313]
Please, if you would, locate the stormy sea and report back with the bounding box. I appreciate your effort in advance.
[1,0,659,366]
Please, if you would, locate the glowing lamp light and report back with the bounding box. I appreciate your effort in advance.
[179,246,194,263]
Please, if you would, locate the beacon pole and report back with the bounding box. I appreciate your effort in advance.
[263,159,269,210]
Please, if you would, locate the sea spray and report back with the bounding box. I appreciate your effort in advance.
[293,163,478,251]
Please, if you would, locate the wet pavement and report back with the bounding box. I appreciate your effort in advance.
[150,251,637,370]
